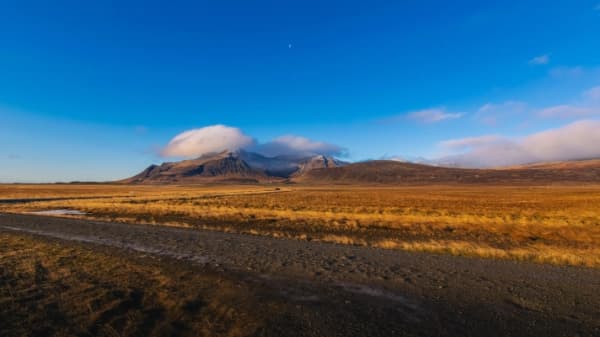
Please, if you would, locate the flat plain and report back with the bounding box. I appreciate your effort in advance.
[1,183,599,266]
[1,183,599,336]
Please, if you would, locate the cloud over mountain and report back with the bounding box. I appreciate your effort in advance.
[161,125,343,159]
[254,135,344,157]
[161,125,255,157]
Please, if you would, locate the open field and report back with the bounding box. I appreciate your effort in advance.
[1,216,599,336]
[0,231,274,337]
[1,184,599,267]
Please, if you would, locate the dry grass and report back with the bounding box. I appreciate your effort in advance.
[0,184,281,200]
[0,231,281,337]
[1,184,599,267]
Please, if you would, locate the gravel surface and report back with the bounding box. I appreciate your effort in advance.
[1,213,598,336]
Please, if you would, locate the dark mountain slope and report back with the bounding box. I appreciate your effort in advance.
[122,151,267,184]
[293,159,600,184]
[121,151,348,184]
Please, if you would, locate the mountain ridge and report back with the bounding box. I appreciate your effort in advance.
[121,150,344,184]
[296,159,600,184]
[122,151,600,185]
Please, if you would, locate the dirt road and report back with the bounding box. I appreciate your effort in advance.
[1,213,598,336]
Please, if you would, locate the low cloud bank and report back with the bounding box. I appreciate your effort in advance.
[437,120,600,167]
[253,135,344,158]
[161,125,344,158]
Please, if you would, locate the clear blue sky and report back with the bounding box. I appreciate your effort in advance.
[1,1,600,182]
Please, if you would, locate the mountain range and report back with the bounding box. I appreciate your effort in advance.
[121,150,345,184]
[122,151,600,184]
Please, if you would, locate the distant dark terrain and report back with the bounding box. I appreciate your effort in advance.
[122,151,600,184]
[296,159,600,184]
[121,150,344,184]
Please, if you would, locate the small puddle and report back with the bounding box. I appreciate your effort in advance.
[335,282,422,322]
[337,282,418,307]
[27,209,87,216]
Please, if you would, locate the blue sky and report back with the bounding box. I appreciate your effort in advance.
[1,1,600,182]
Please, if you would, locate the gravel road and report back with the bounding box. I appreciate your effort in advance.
[1,213,598,336]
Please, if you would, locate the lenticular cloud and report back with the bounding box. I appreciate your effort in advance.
[161,125,255,158]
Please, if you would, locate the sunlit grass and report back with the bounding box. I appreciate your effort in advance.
[1,184,599,267]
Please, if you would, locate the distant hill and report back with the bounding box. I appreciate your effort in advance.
[292,159,600,184]
[293,155,346,176]
[502,159,600,170]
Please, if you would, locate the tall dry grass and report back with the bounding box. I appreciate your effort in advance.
[1,184,599,267]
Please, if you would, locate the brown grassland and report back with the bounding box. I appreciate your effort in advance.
[1,184,599,267]
[0,231,287,337]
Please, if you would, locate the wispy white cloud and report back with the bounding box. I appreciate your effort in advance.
[529,54,549,65]
[583,86,600,100]
[535,86,600,118]
[406,108,463,123]
[549,66,584,78]
[537,104,597,118]
[475,101,528,126]
[440,135,505,150]
[474,87,600,122]
[134,125,149,135]
[384,156,407,162]
[436,120,600,167]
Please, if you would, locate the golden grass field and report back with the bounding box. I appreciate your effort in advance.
[1,184,599,267]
